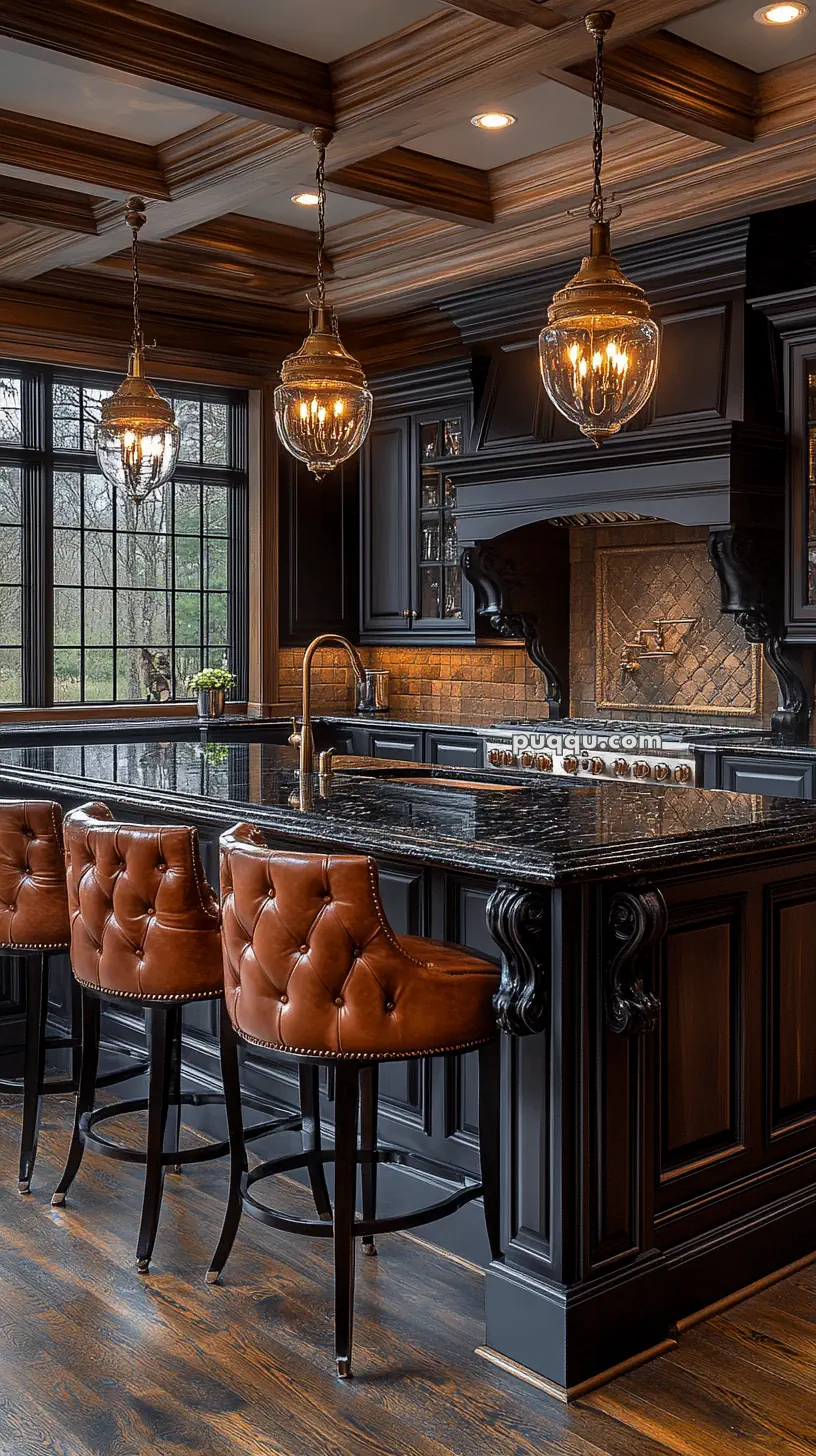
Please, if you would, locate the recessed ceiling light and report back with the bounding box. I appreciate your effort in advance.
[754,2,809,23]
[291,192,320,206]
[470,111,516,131]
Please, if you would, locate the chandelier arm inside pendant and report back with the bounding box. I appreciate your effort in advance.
[538,10,660,447]
[93,196,181,504]
[273,130,373,479]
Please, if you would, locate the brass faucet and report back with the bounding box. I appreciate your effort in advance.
[289,634,366,787]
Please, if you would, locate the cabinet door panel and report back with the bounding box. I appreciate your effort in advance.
[361,419,411,634]
[278,454,357,645]
[426,732,483,770]
[721,756,814,799]
[370,730,423,762]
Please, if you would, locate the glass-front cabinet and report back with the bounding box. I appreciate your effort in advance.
[415,412,467,630]
[787,344,816,637]
[361,400,474,641]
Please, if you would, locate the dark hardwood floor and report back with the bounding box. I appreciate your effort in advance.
[0,1093,813,1456]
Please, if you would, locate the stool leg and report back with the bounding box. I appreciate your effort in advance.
[478,1039,502,1262]
[52,988,100,1207]
[18,954,49,1194]
[165,1010,183,1175]
[206,1007,247,1285]
[298,1063,332,1222]
[69,972,82,1089]
[333,1063,359,1379]
[136,1004,175,1274]
[360,1064,378,1257]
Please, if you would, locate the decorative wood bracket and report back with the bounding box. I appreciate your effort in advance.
[461,543,564,715]
[486,881,550,1037]
[606,884,668,1037]
[708,526,811,744]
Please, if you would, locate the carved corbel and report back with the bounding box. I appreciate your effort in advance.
[486,881,550,1037]
[606,884,668,1037]
[461,543,564,715]
[708,527,811,743]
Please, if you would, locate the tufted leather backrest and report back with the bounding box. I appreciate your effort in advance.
[0,799,70,949]
[220,822,499,1058]
[64,801,224,1002]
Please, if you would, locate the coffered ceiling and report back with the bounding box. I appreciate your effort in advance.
[0,0,815,370]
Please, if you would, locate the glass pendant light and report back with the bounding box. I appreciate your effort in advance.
[94,197,180,503]
[274,129,373,478]
[538,11,660,446]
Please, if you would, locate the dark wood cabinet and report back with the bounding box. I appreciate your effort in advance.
[278,450,358,646]
[785,338,816,637]
[360,403,474,643]
[720,754,815,799]
[369,728,424,761]
[426,730,483,770]
[360,417,412,637]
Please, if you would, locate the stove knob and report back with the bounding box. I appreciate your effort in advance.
[632,760,652,779]
[562,756,579,775]
[654,762,670,782]
[535,754,553,772]
[488,749,501,766]
[674,763,692,784]
[590,758,605,776]
[614,758,630,777]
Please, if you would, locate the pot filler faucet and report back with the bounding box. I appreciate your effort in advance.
[290,634,367,784]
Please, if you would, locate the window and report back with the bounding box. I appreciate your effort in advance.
[0,363,248,706]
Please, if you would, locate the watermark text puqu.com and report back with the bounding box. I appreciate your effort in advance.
[512,732,662,755]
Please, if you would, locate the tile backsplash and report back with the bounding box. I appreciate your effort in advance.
[278,524,773,727]
[570,522,770,725]
[277,643,553,721]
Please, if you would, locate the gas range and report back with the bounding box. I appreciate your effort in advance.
[479,718,771,788]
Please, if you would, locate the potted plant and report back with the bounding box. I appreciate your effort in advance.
[188,666,236,719]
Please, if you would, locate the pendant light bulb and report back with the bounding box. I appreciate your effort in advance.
[274,129,373,478]
[538,12,660,446]
[94,197,180,502]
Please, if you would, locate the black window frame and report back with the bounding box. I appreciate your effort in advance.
[0,359,249,708]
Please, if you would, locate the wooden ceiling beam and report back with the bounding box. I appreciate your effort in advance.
[557,30,757,146]
[84,242,306,302]
[756,53,816,138]
[0,109,168,199]
[0,175,99,234]
[330,2,725,163]
[323,128,816,318]
[441,1,561,25]
[326,148,493,226]
[172,214,323,278]
[0,0,333,130]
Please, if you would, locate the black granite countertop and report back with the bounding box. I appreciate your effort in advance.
[2,734,816,886]
[697,738,816,759]
[0,708,493,741]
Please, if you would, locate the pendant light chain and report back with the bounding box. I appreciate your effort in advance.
[590,22,605,224]
[125,196,147,354]
[316,139,327,309]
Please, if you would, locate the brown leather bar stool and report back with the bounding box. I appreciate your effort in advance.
[207,822,503,1379]
[52,802,309,1274]
[0,798,147,1194]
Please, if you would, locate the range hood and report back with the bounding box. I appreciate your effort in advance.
[436,216,810,740]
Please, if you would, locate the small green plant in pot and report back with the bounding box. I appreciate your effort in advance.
[188,666,236,719]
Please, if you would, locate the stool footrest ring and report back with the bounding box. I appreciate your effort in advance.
[242,1147,483,1239]
[0,1050,149,1097]
[79,1095,301,1167]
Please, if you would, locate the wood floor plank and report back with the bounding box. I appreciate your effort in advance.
[1,1094,814,1456]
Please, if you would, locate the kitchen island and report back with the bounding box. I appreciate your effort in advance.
[1,729,814,1399]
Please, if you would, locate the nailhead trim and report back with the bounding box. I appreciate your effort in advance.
[231,1025,496,1061]
[0,941,70,951]
[72,974,223,1004]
